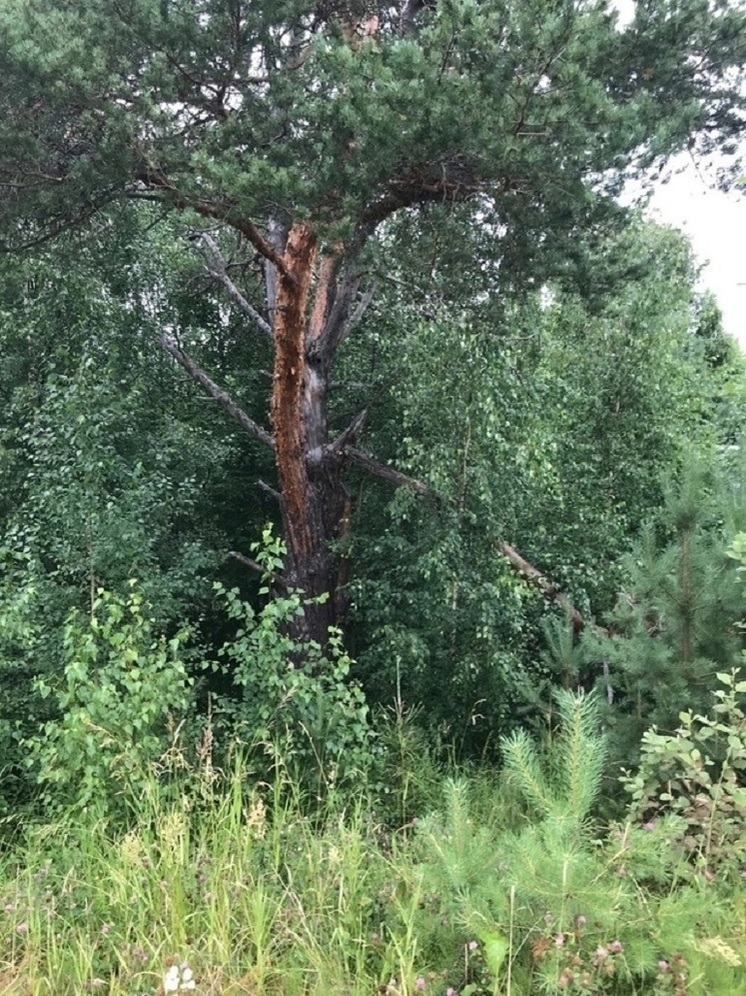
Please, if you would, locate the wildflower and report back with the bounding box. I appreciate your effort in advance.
[15,922,28,935]
[4,903,16,913]
[415,977,426,990]
[609,940,623,954]
[558,968,574,989]
[554,933,566,947]
[594,946,609,963]
[575,915,586,927]
[446,988,456,996]
[643,821,655,831]
[163,963,196,993]
[91,980,106,989]
[658,960,669,972]
[467,940,478,952]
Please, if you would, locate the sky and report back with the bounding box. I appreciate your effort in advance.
[610,0,746,347]
[647,162,746,347]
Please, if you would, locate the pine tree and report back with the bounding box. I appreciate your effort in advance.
[582,458,746,766]
[0,0,744,645]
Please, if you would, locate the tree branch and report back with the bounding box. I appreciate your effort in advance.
[132,166,293,280]
[343,281,378,340]
[329,409,367,454]
[227,550,292,591]
[497,542,587,632]
[311,250,362,360]
[257,479,282,502]
[344,445,429,492]
[161,334,274,448]
[344,444,601,633]
[196,232,272,337]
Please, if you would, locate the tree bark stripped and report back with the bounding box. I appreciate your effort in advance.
[163,215,600,651]
[269,223,350,644]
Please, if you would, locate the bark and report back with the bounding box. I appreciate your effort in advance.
[270,223,348,645]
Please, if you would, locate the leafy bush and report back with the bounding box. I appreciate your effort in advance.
[212,527,376,790]
[621,669,746,879]
[26,582,193,814]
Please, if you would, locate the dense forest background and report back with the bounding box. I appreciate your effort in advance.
[0,1,746,993]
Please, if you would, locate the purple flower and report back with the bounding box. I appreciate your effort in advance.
[609,940,623,954]
[415,977,426,990]
[467,941,478,952]
[658,960,669,972]
[554,933,566,947]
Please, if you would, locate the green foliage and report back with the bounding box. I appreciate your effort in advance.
[621,668,746,879]
[0,758,398,996]
[372,695,443,828]
[350,217,734,754]
[213,527,376,789]
[0,745,744,995]
[26,583,193,815]
[501,690,607,832]
[408,693,746,994]
[581,457,746,769]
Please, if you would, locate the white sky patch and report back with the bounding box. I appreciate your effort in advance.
[608,1,746,346]
[611,0,635,29]
[647,158,746,347]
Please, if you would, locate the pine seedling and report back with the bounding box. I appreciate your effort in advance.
[502,689,607,833]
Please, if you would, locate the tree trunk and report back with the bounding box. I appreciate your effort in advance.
[271,223,347,647]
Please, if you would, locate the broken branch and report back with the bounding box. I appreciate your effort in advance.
[161,334,274,449]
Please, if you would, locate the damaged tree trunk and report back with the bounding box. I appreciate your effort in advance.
[167,216,604,656]
[270,223,349,646]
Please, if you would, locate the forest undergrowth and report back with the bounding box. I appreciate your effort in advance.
[0,674,744,996]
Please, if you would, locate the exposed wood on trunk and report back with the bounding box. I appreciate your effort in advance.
[314,251,364,357]
[271,222,318,570]
[308,248,340,342]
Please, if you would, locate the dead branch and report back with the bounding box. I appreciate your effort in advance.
[197,232,272,337]
[161,334,274,449]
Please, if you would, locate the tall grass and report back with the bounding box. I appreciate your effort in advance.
[0,751,424,996]
[0,704,744,995]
